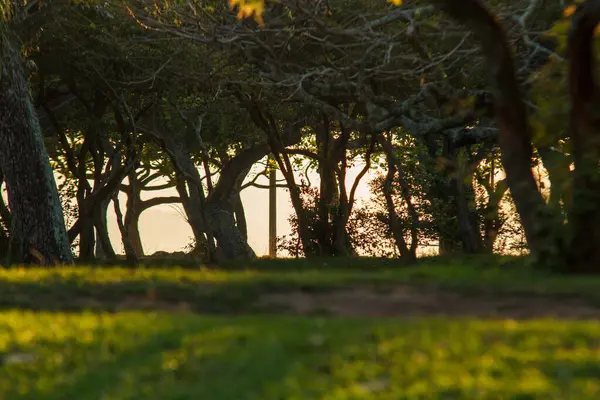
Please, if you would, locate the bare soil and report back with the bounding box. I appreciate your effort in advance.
[258,286,600,319]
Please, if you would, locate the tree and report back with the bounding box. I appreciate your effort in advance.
[430,0,600,271]
[0,7,72,264]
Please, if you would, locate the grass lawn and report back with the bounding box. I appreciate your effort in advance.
[3,314,600,399]
[2,256,600,399]
[2,255,600,312]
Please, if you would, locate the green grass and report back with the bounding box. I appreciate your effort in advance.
[2,256,600,399]
[3,312,600,399]
[1,255,600,312]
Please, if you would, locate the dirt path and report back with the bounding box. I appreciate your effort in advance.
[258,286,600,318]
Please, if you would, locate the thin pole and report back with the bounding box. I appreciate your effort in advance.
[268,161,277,257]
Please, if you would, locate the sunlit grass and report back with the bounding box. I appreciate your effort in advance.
[1,256,600,313]
[2,257,600,398]
[2,312,600,399]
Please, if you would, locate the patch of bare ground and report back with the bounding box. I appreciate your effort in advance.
[77,297,194,313]
[257,287,600,319]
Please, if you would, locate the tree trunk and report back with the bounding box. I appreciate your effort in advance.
[0,171,12,231]
[431,0,563,266]
[124,172,144,256]
[0,176,11,260]
[332,167,354,257]
[315,117,338,256]
[0,29,72,264]
[173,152,220,260]
[77,210,96,261]
[566,1,600,272]
[232,193,248,240]
[378,135,419,261]
[75,134,94,262]
[94,197,116,259]
[126,213,144,257]
[439,238,460,256]
[206,165,256,261]
[113,193,138,266]
[241,102,316,257]
[417,133,462,255]
[206,203,256,260]
[174,176,208,252]
[164,142,217,261]
[333,136,374,257]
[317,163,337,255]
[270,149,317,257]
[476,159,509,253]
[383,160,414,260]
[438,138,484,254]
[452,175,483,253]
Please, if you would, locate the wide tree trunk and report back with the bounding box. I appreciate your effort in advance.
[174,177,209,253]
[159,136,217,261]
[206,203,256,260]
[566,1,600,272]
[77,212,96,261]
[452,175,484,253]
[206,164,256,261]
[431,0,564,266]
[124,172,144,256]
[126,213,144,257]
[0,29,72,264]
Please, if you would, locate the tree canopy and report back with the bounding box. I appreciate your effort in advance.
[0,0,597,272]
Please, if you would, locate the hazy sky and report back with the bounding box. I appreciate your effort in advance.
[105,164,374,256]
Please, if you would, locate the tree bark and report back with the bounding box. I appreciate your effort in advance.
[207,161,256,260]
[124,171,144,257]
[416,134,462,255]
[174,176,211,258]
[242,102,317,256]
[206,202,256,260]
[126,208,143,257]
[112,192,138,266]
[151,129,217,261]
[94,197,116,259]
[77,209,96,261]
[377,134,419,261]
[333,136,374,257]
[0,28,72,264]
[566,0,600,272]
[475,168,508,253]
[315,116,337,255]
[452,174,483,253]
[383,159,413,260]
[430,0,563,266]
[232,193,248,240]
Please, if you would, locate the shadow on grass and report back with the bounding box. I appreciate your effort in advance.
[1,315,354,400]
[0,281,272,314]
[4,314,600,399]
[1,255,600,314]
